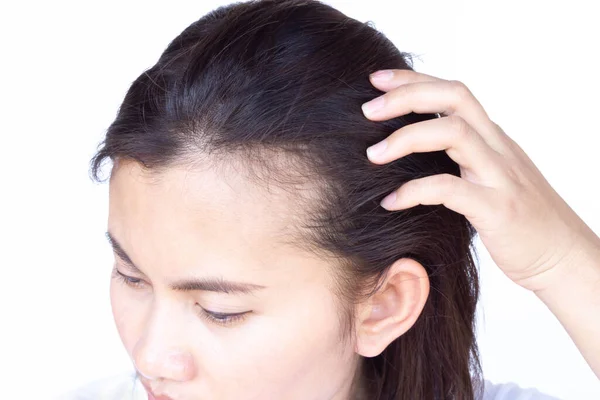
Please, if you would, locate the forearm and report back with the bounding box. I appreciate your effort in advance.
[534,232,600,378]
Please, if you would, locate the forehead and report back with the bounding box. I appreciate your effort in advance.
[107,159,314,270]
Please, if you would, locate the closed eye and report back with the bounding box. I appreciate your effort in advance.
[113,268,146,289]
[197,305,250,327]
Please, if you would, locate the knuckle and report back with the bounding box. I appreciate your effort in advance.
[448,79,472,101]
[406,176,426,194]
[437,173,457,187]
[447,115,471,140]
[502,195,521,222]
[499,185,528,222]
[401,81,419,97]
[435,173,458,198]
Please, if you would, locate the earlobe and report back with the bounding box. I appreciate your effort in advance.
[355,258,430,357]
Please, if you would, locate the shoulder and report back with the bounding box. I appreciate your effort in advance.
[55,371,146,400]
[481,380,561,400]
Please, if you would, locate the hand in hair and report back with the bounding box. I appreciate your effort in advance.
[361,68,600,378]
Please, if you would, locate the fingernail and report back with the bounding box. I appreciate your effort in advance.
[366,139,388,159]
[362,96,385,116]
[380,191,397,209]
[370,70,394,81]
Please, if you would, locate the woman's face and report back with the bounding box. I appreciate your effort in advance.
[108,159,360,400]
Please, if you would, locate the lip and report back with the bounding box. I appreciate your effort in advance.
[147,394,173,400]
[140,380,174,400]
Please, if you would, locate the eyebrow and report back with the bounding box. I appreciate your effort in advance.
[105,231,266,294]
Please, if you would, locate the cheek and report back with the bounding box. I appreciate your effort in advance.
[110,279,146,355]
[203,290,346,397]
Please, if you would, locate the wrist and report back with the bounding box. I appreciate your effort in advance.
[533,233,600,298]
[531,232,600,378]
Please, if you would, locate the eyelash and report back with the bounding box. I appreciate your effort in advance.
[197,307,249,327]
[113,268,248,327]
[113,268,146,289]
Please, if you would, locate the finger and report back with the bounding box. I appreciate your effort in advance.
[380,173,497,221]
[369,68,443,91]
[362,76,508,153]
[367,115,506,184]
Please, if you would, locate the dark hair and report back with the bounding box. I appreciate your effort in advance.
[90,1,482,398]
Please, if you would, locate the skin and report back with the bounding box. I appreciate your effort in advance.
[108,158,428,400]
[108,68,600,399]
[363,68,600,377]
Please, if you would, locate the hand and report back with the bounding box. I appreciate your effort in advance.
[362,69,600,292]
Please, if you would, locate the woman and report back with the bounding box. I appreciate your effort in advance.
[61,0,600,399]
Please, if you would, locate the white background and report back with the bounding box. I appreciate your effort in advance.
[1,1,599,399]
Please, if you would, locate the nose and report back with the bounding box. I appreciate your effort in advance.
[132,303,197,382]
[134,349,195,381]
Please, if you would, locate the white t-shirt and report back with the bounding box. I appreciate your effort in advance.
[56,371,561,400]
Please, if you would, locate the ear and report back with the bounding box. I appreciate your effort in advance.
[354,258,429,357]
